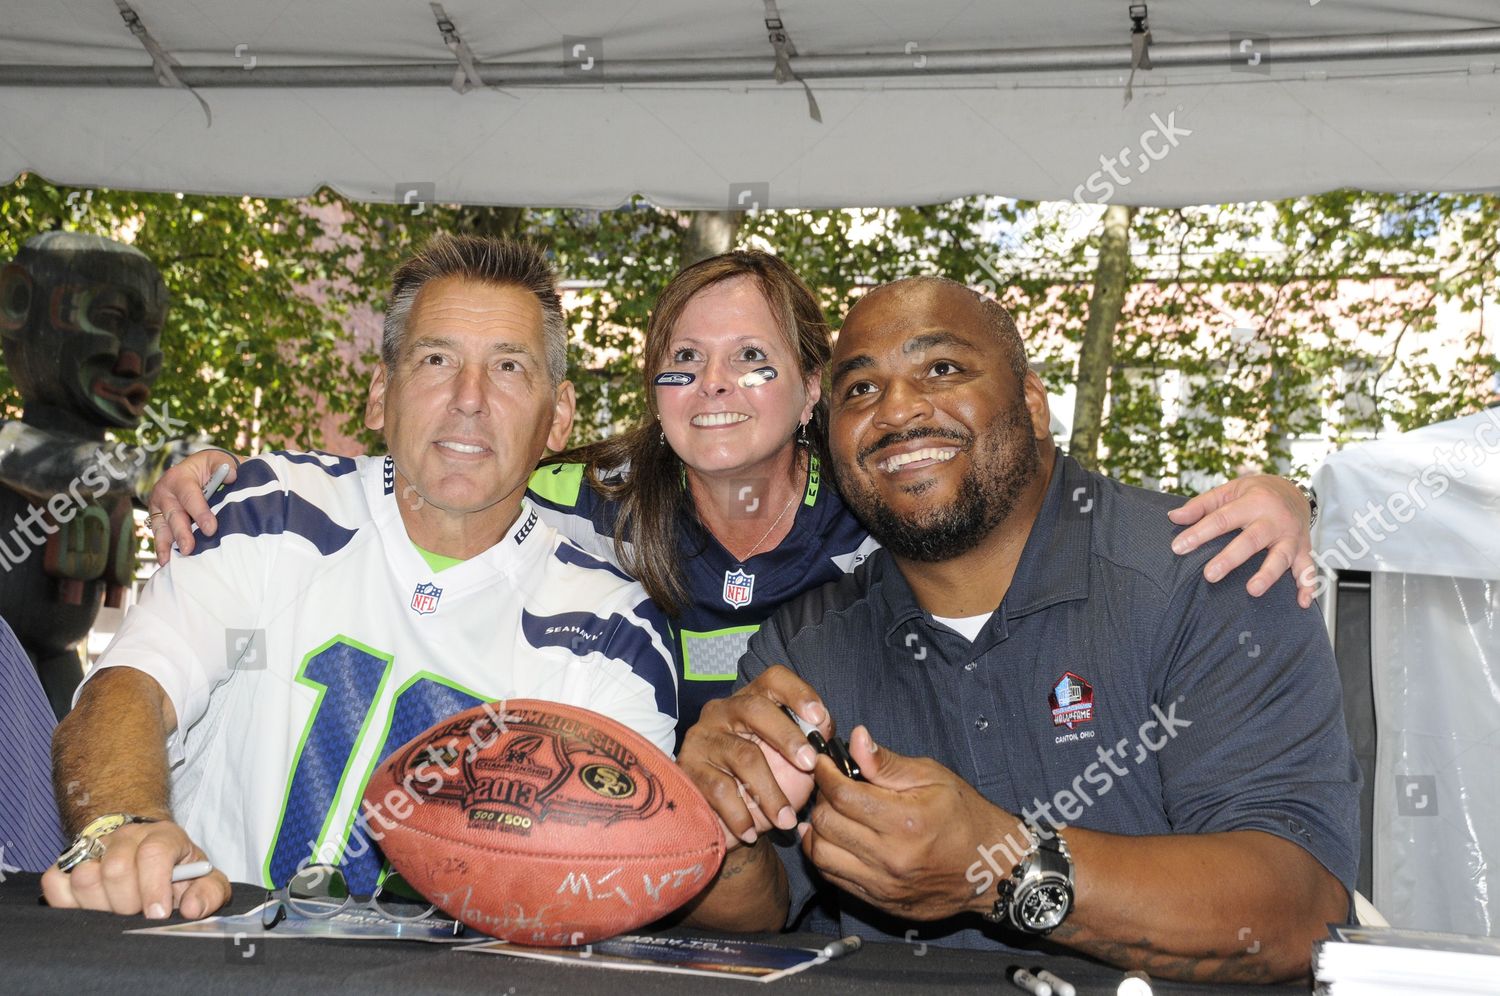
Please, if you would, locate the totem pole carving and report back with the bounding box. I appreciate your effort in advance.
[0,232,182,716]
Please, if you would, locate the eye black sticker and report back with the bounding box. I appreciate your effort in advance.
[653,371,695,387]
[738,366,778,388]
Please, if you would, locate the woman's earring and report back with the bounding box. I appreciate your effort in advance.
[797,420,809,445]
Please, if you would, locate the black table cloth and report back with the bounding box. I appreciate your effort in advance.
[0,873,1311,995]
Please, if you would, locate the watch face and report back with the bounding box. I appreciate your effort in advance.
[1018,880,1072,931]
[85,814,130,836]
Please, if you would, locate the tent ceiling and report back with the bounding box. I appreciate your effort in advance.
[2,1,1499,209]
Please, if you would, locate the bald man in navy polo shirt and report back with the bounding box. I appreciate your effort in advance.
[676,277,1359,985]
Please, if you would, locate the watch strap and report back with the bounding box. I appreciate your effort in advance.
[1039,828,1071,862]
[1294,480,1319,528]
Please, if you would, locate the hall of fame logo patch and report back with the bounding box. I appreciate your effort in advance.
[1049,671,1094,728]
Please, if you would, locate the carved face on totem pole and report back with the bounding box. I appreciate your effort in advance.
[0,231,168,431]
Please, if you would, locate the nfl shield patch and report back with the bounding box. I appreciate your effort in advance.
[722,568,755,609]
[1049,671,1094,728]
[410,581,442,615]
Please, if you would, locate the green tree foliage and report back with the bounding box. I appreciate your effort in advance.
[4,175,1495,492]
[1084,194,1500,485]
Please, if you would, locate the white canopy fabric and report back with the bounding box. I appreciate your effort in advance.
[1314,412,1500,936]
[2,1,1500,209]
[1312,409,1500,582]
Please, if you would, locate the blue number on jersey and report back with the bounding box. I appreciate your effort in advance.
[265,639,487,894]
[264,637,394,890]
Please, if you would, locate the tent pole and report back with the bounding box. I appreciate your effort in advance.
[2,27,1499,87]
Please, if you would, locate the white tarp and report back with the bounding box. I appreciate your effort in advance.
[1312,409,1500,583]
[2,1,1499,209]
[1371,573,1500,936]
[1314,413,1500,935]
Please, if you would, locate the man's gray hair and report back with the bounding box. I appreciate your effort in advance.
[381,234,568,385]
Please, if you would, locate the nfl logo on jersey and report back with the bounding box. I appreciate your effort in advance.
[722,569,755,609]
[410,581,443,615]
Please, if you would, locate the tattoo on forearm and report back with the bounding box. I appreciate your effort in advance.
[719,841,767,881]
[1048,925,1283,984]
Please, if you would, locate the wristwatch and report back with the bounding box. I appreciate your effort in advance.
[55,814,160,873]
[985,826,1075,934]
[1294,480,1319,528]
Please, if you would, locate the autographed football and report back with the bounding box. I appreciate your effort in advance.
[362,699,724,945]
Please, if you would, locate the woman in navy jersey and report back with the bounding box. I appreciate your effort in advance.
[149,251,1316,745]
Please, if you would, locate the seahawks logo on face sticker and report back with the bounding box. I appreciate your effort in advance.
[654,371,695,387]
[738,366,778,388]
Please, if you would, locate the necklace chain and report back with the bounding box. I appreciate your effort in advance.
[739,487,798,562]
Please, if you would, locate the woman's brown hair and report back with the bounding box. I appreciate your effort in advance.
[546,251,832,616]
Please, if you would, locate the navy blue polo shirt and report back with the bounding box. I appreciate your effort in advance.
[738,453,1360,950]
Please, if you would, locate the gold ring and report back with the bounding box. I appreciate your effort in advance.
[146,511,167,527]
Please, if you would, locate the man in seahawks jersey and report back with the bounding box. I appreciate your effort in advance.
[42,236,678,921]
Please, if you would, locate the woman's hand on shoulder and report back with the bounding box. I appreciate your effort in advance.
[1168,474,1316,608]
[146,450,241,564]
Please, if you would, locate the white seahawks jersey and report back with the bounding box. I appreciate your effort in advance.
[83,452,678,891]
